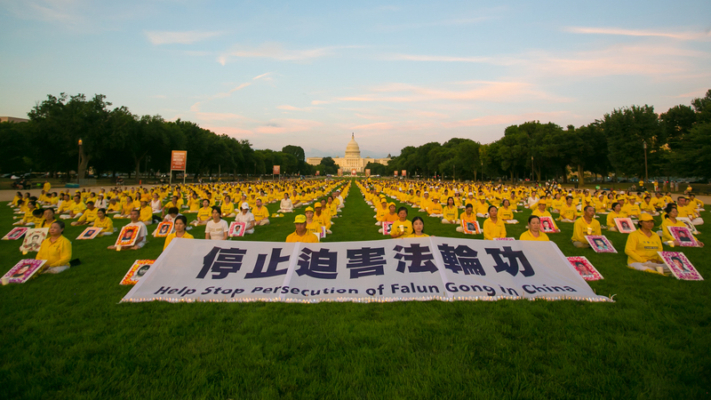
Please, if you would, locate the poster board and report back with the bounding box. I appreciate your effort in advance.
[658,252,702,281]
[228,222,246,237]
[2,227,28,241]
[461,220,481,234]
[2,259,46,283]
[567,256,604,281]
[19,228,48,253]
[120,260,156,285]
[116,225,140,247]
[585,235,617,253]
[614,218,636,233]
[153,221,174,238]
[77,227,103,240]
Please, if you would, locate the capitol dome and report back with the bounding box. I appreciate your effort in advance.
[345,133,361,159]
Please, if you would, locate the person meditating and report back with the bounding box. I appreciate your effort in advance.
[163,215,193,250]
[559,196,577,222]
[519,216,549,241]
[108,209,148,250]
[205,207,229,240]
[441,197,460,225]
[499,199,518,224]
[93,208,114,235]
[286,215,319,243]
[606,202,626,231]
[253,198,270,226]
[571,206,602,248]
[624,213,667,275]
[192,199,212,226]
[391,207,413,238]
[660,204,704,247]
[220,195,236,218]
[235,202,256,234]
[483,206,506,240]
[278,193,294,213]
[36,221,72,274]
[405,216,429,238]
[456,204,477,233]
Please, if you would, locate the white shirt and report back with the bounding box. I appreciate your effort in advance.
[235,211,255,224]
[150,199,162,213]
[280,198,293,211]
[205,219,229,240]
[95,199,107,209]
[126,221,148,243]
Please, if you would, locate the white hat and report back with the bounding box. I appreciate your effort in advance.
[241,202,250,209]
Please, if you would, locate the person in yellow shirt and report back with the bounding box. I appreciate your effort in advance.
[220,195,236,218]
[499,199,518,224]
[375,198,389,226]
[68,195,86,219]
[314,203,332,234]
[651,192,666,211]
[163,215,194,250]
[188,193,201,212]
[625,214,667,274]
[38,208,56,228]
[36,221,72,274]
[571,206,602,248]
[441,197,459,224]
[483,206,506,240]
[519,216,550,241]
[43,180,51,192]
[93,208,114,235]
[304,207,323,237]
[475,197,490,218]
[659,205,704,247]
[550,193,564,213]
[677,196,704,225]
[107,198,121,214]
[606,202,626,231]
[531,200,552,218]
[621,199,641,220]
[286,215,319,243]
[193,199,212,226]
[139,201,155,225]
[428,196,443,217]
[252,198,270,225]
[559,196,577,222]
[639,195,658,216]
[71,200,99,226]
[405,216,429,238]
[456,204,478,233]
[391,207,414,238]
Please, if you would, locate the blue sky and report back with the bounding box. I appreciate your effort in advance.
[1,0,710,158]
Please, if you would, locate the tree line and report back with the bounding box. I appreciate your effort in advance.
[0,93,318,179]
[381,89,711,183]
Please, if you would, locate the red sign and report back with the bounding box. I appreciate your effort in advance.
[402,170,407,177]
[273,165,280,175]
[337,169,343,177]
[351,168,357,176]
[316,170,320,176]
[365,169,371,177]
[394,171,399,176]
[171,151,187,170]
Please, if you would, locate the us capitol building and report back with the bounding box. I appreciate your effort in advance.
[306,133,390,173]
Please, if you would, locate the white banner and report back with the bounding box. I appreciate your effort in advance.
[122,237,612,303]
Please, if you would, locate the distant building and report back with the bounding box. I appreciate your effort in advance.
[0,116,29,123]
[306,133,390,173]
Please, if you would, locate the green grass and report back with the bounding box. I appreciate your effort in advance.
[1,180,710,399]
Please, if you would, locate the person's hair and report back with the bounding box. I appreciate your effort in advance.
[611,202,620,210]
[211,206,222,215]
[583,205,593,213]
[502,199,510,207]
[130,208,140,215]
[412,216,425,233]
[97,208,106,214]
[398,206,408,214]
[488,205,497,213]
[447,196,454,205]
[174,215,188,225]
[566,196,573,200]
[86,201,94,205]
[53,220,65,232]
[44,208,54,214]
[465,203,473,209]
[528,215,540,224]
[663,203,677,218]
[168,207,179,215]
[32,208,43,217]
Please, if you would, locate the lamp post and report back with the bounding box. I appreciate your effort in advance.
[531,155,534,182]
[643,140,648,184]
[77,138,83,182]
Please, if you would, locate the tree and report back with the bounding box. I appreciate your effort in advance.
[0,122,30,173]
[603,105,661,179]
[317,157,338,175]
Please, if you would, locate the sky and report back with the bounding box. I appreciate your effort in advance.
[1,0,710,159]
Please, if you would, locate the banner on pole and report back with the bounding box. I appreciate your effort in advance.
[171,151,187,171]
[122,237,612,304]
[402,170,407,177]
[337,169,343,177]
[273,165,280,175]
[365,169,371,177]
[394,171,399,176]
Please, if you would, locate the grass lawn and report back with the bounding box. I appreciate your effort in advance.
[1,180,709,399]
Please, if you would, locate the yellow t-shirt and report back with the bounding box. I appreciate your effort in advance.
[286,231,319,243]
[163,232,194,250]
[391,219,413,238]
[404,233,430,238]
[483,218,506,240]
[220,202,235,216]
[571,217,602,243]
[443,206,459,221]
[93,217,114,233]
[559,204,577,221]
[36,236,72,268]
[606,211,627,228]
[625,230,663,265]
[253,206,269,222]
[519,230,549,241]
[498,207,514,221]
[78,208,99,223]
[197,207,212,222]
[660,218,691,243]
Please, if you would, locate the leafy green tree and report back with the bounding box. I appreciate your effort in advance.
[602,105,661,179]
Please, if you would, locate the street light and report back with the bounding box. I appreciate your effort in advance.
[77,138,83,182]
[643,139,648,184]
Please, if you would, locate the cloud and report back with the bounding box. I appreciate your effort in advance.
[190,102,244,122]
[218,43,362,64]
[385,53,516,65]
[252,72,272,81]
[145,30,222,45]
[3,0,85,26]
[277,105,317,112]
[255,119,323,134]
[565,26,711,41]
[441,111,571,128]
[336,81,567,103]
[311,100,331,105]
[212,83,251,99]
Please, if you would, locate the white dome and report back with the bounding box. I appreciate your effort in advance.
[345,133,361,158]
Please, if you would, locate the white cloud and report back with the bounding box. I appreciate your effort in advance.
[218,43,362,64]
[565,26,711,41]
[145,30,223,45]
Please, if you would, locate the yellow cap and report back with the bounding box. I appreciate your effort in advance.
[305,207,314,212]
[639,213,654,222]
[314,203,322,208]
[294,215,306,223]
[387,202,396,208]
[538,200,547,205]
